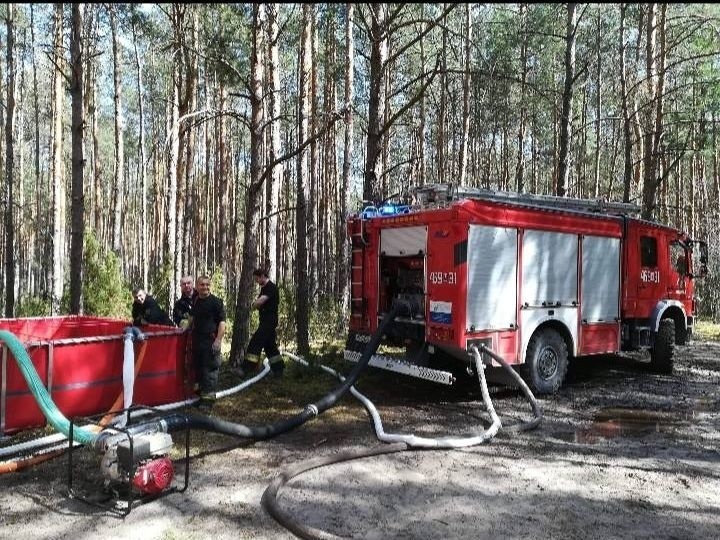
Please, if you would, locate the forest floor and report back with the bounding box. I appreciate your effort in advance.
[1,336,719,540]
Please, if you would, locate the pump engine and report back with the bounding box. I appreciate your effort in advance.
[97,431,175,495]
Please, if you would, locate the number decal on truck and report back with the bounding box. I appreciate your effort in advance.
[640,268,660,283]
[429,271,457,285]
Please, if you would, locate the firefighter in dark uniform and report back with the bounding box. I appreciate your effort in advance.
[243,268,284,376]
[173,275,196,328]
[132,288,174,327]
[191,275,226,397]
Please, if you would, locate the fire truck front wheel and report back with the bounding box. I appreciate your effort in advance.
[526,328,569,394]
[650,318,675,374]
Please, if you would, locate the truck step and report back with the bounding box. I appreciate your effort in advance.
[343,349,455,385]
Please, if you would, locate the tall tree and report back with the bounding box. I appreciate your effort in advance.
[515,3,529,192]
[364,3,388,202]
[459,3,472,187]
[362,4,453,201]
[110,5,124,255]
[295,2,312,356]
[69,3,85,314]
[50,3,65,315]
[593,7,602,198]
[556,3,578,197]
[265,2,281,281]
[619,3,633,202]
[641,3,667,219]
[437,4,448,183]
[4,3,16,316]
[130,12,148,288]
[338,2,354,313]
[230,3,266,363]
[29,4,42,299]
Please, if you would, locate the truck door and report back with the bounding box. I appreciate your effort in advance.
[519,230,579,359]
[634,227,665,313]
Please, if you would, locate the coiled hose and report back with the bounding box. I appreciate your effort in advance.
[260,344,543,539]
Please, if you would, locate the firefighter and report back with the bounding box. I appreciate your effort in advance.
[131,288,174,327]
[191,275,226,399]
[242,268,284,377]
[173,275,196,328]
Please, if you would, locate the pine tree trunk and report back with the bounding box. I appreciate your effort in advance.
[30,4,42,299]
[364,3,387,202]
[69,3,85,314]
[265,3,281,281]
[557,2,577,197]
[593,8,602,198]
[339,3,354,314]
[131,18,148,289]
[459,3,472,187]
[308,7,318,304]
[295,3,312,356]
[515,3,528,192]
[418,5,427,186]
[4,3,16,316]
[51,3,64,315]
[231,3,266,364]
[641,3,658,219]
[437,4,447,182]
[110,5,124,255]
[619,3,633,203]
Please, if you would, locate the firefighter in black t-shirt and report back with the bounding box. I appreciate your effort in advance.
[173,275,196,328]
[191,275,226,397]
[242,268,284,377]
[131,288,174,327]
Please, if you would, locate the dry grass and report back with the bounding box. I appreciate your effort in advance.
[695,318,720,341]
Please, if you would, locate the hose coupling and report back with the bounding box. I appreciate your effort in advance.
[305,404,319,418]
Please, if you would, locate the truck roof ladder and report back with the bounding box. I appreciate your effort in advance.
[414,183,641,216]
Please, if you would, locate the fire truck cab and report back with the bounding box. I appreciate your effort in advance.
[344,184,707,394]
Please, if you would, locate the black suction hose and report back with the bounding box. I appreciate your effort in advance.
[114,305,402,443]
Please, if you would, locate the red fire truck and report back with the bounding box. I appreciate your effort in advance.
[344,184,708,394]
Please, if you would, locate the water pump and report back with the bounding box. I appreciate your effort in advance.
[97,431,175,495]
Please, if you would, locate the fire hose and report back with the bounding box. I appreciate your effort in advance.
[2,299,542,536]
[108,304,402,442]
[0,305,401,484]
[0,327,270,472]
[261,344,543,539]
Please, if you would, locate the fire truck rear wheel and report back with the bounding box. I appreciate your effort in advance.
[526,328,569,394]
[650,318,675,374]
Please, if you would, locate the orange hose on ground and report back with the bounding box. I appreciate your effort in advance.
[0,448,66,473]
[0,340,149,474]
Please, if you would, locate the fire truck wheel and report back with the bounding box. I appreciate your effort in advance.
[526,328,568,394]
[650,318,675,374]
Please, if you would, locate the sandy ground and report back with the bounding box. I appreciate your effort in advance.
[1,339,719,539]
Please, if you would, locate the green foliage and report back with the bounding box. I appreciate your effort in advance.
[310,295,346,344]
[16,295,51,317]
[149,257,173,310]
[208,265,226,300]
[269,279,346,354]
[82,230,129,318]
[199,4,251,88]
